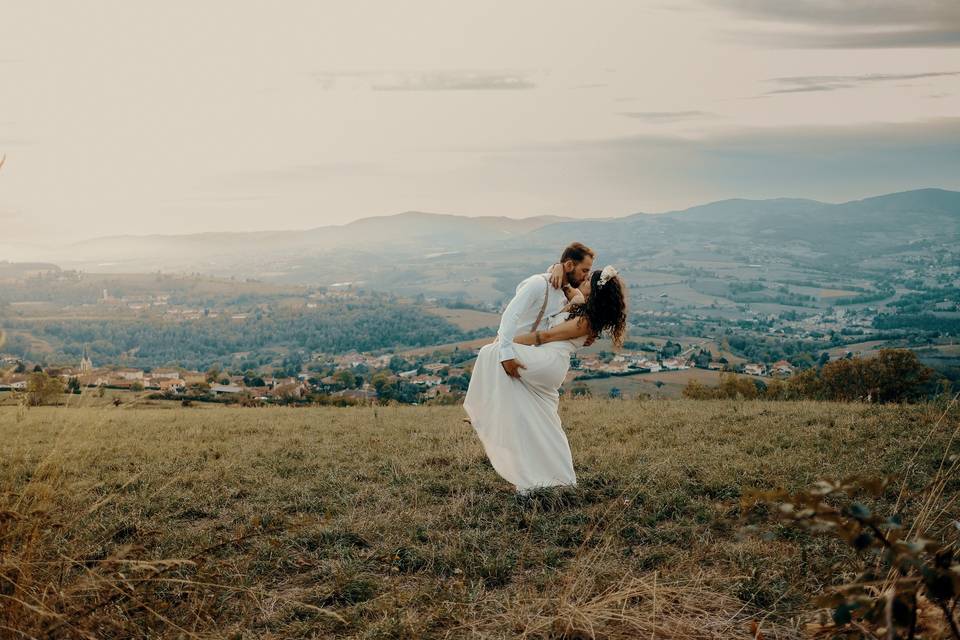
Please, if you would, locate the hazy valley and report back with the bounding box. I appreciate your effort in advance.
[2,188,958,402]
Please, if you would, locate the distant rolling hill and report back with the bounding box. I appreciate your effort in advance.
[63,212,572,267]
[0,261,61,279]
[530,188,960,260]
[49,188,960,280]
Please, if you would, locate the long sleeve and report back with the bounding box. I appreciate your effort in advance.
[497,276,548,362]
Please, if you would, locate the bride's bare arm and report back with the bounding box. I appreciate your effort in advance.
[562,289,585,309]
[513,317,591,346]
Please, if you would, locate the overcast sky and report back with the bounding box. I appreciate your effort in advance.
[1,0,958,251]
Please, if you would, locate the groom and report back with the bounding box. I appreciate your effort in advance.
[497,242,595,379]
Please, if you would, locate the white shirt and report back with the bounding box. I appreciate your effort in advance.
[497,271,568,362]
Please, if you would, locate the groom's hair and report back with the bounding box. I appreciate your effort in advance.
[560,242,594,264]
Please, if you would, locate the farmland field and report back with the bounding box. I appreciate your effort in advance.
[425,307,501,332]
[825,340,892,359]
[399,336,493,357]
[817,288,858,299]
[566,368,766,399]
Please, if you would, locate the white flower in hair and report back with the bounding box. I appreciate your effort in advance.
[598,265,618,287]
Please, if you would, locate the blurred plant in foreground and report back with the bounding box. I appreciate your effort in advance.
[742,474,959,638]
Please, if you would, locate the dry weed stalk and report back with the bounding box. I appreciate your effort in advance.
[741,392,960,637]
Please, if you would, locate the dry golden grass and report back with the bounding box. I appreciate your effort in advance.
[1,397,957,638]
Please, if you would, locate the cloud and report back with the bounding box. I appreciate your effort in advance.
[158,195,270,205]
[428,118,960,209]
[764,71,960,94]
[314,70,537,91]
[373,72,535,91]
[706,0,960,48]
[313,71,380,91]
[430,117,960,157]
[211,162,389,190]
[619,110,716,122]
[742,29,960,49]
[561,116,960,154]
[709,0,958,27]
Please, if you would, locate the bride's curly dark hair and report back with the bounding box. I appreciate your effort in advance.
[567,270,627,348]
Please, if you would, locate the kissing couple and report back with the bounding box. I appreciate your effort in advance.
[463,242,627,494]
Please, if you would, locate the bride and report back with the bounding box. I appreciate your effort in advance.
[463,266,627,494]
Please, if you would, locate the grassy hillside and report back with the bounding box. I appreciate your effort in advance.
[2,399,957,638]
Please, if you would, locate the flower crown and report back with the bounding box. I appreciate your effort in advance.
[598,265,618,287]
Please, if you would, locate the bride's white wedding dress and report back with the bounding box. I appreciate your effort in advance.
[463,316,584,493]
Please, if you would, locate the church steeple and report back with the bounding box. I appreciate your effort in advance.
[80,345,93,373]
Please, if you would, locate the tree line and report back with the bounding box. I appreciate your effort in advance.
[3,301,493,370]
[683,350,947,403]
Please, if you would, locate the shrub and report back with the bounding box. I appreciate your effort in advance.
[682,380,714,399]
[682,350,938,403]
[25,372,63,406]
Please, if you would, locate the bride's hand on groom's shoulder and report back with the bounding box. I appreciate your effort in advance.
[548,263,564,289]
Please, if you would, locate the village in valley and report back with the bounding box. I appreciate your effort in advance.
[1,214,958,405]
[1,282,955,404]
[0,275,827,404]
[0,336,812,405]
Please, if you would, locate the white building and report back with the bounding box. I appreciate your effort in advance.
[79,351,93,373]
[661,358,690,371]
[743,363,766,376]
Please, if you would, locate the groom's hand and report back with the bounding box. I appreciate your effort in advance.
[501,359,526,379]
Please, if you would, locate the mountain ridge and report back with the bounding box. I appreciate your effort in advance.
[39,187,960,276]
[68,188,957,248]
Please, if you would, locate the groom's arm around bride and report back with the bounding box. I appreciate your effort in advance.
[497,242,595,379]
